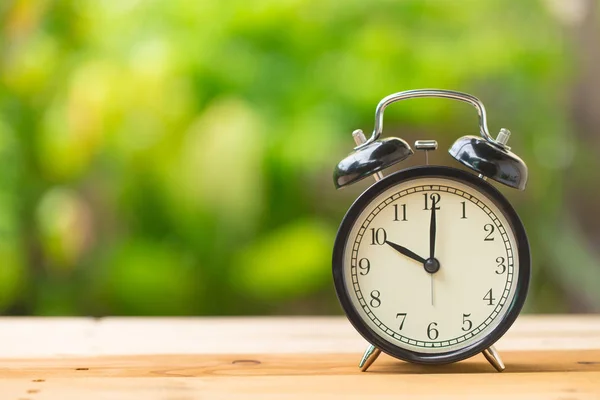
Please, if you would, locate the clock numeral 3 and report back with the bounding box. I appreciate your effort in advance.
[396,313,407,330]
[370,228,387,245]
[427,322,439,340]
[393,204,407,221]
[358,258,370,275]
[462,313,472,331]
[483,224,495,241]
[423,193,441,210]
[495,256,506,275]
[483,289,496,306]
[370,290,381,308]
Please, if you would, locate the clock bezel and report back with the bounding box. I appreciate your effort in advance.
[332,165,531,365]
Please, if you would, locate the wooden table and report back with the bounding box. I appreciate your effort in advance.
[1,316,599,399]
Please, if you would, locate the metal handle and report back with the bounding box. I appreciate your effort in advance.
[360,89,498,148]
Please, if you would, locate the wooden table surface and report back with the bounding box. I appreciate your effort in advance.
[1,316,600,399]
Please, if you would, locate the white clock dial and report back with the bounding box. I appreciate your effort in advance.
[342,176,520,354]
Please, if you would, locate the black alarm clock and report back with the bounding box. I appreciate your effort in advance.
[332,89,530,372]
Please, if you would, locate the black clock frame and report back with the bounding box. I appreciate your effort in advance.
[332,165,531,365]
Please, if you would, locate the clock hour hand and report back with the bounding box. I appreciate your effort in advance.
[385,240,426,265]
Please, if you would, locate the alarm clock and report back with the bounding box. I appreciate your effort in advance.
[332,89,530,372]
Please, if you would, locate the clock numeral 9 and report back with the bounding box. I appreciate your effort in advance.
[423,193,441,210]
[483,224,495,241]
[427,322,439,340]
[370,290,381,308]
[483,289,496,306]
[358,258,370,275]
[396,313,407,330]
[496,256,506,274]
[393,204,407,221]
[462,313,472,331]
[370,228,387,245]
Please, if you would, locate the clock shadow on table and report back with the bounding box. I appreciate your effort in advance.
[369,351,600,374]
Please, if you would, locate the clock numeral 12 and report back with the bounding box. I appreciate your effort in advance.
[370,228,387,245]
[393,204,407,221]
[483,289,496,306]
[396,313,407,330]
[423,193,441,210]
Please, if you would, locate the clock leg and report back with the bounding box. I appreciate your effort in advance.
[358,344,382,372]
[482,345,505,372]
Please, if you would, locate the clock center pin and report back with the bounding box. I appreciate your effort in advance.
[424,258,441,274]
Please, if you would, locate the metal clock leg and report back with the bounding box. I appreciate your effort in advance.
[482,345,505,372]
[359,344,382,372]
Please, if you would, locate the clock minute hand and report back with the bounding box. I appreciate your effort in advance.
[385,240,426,265]
[429,201,436,259]
[428,193,440,259]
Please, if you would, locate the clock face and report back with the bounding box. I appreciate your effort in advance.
[333,166,530,363]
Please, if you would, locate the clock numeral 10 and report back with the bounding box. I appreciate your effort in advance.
[370,228,387,245]
[427,322,439,340]
[483,289,496,306]
[462,313,472,331]
[423,193,441,210]
[393,204,407,221]
[396,313,407,330]
[370,290,381,308]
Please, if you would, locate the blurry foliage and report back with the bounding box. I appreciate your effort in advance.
[0,0,597,315]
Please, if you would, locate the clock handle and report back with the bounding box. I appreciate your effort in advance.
[334,88,528,189]
[358,88,528,190]
[359,88,505,150]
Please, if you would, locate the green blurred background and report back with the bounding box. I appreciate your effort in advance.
[1,0,599,316]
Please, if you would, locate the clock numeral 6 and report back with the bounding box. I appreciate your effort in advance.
[484,224,495,241]
[496,256,506,274]
[427,322,439,340]
[358,258,370,275]
[396,313,407,330]
[462,313,472,331]
[370,228,387,245]
[483,288,496,306]
[370,290,381,308]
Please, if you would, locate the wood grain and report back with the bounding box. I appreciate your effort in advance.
[0,316,599,399]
